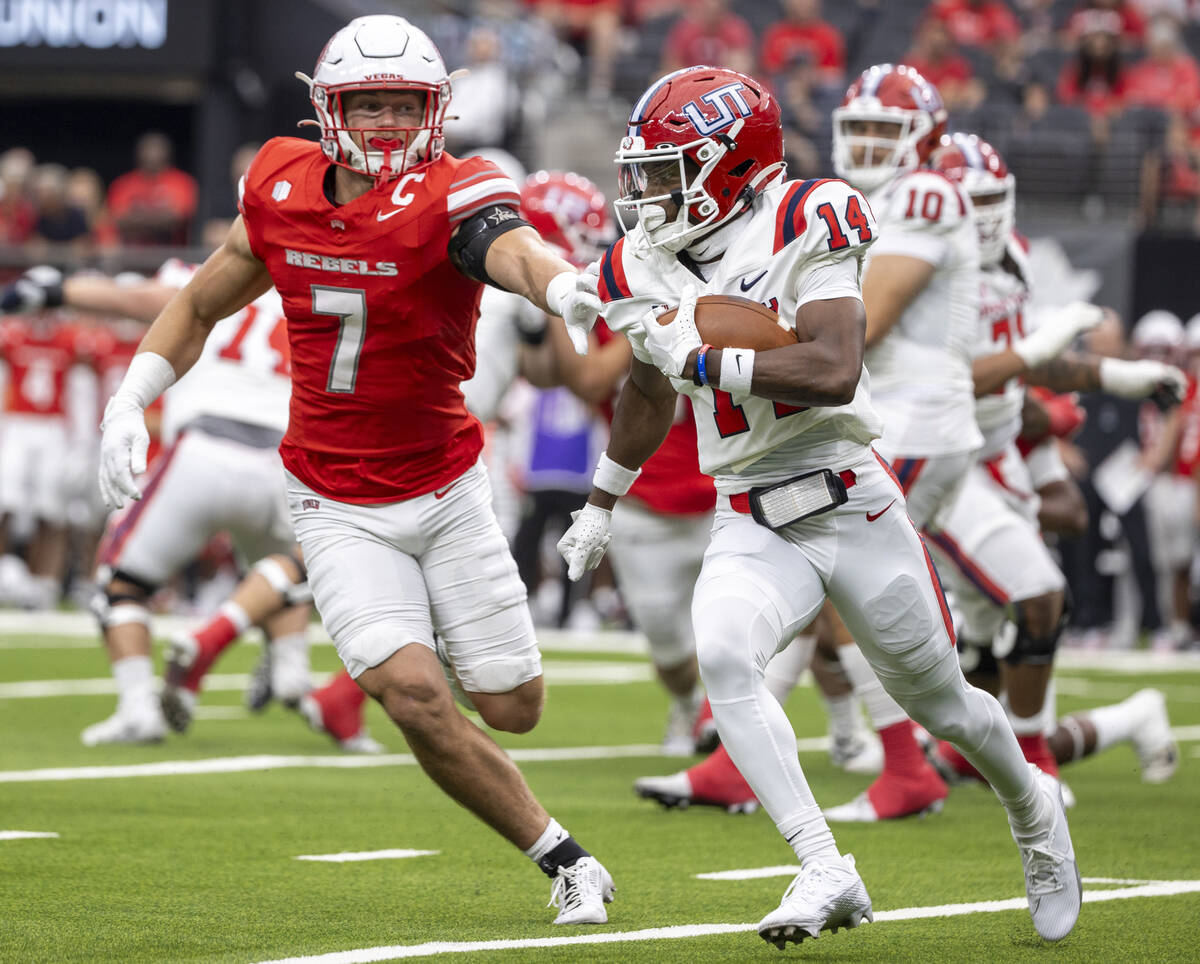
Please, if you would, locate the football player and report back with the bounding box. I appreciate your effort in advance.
[96,15,613,925]
[557,64,1079,945]
[4,260,315,747]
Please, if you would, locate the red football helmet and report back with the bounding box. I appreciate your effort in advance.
[615,66,785,253]
[832,63,947,192]
[520,171,613,269]
[931,132,1015,266]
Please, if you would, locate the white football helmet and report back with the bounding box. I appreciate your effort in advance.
[298,15,452,183]
[1185,313,1200,352]
[1132,310,1185,360]
[930,133,1015,267]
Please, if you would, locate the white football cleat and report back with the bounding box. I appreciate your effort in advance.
[1012,765,1081,942]
[757,854,873,948]
[244,645,274,712]
[1128,688,1178,783]
[81,704,166,746]
[270,635,313,707]
[338,732,385,754]
[548,856,615,924]
[829,731,883,775]
[160,685,198,734]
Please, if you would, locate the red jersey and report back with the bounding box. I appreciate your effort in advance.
[0,317,90,416]
[239,137,520,503]
[1174,376,1200,478]
[595,323,715,516]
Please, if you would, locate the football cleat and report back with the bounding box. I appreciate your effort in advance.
[1012,765,1081,942]
[661,689,705,757]
[634,756,758,814]
[244,645,274,712]
[691,697,720,754]
[270,636,313,707]
[160,685,197,734]
[829,731,883,775]
[81,705,166,746]
[548,855,615,925]
[1128,688,1178,784]
[756,854,873,948]
[299,692,382,754]
[824,765,948,822]
[928,739,984,785]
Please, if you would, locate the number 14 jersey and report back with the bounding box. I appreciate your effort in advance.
[239,137,520,503]
[598,177,883,494]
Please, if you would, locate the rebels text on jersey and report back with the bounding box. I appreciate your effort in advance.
[599,177,883,493]
[239,137,520,502]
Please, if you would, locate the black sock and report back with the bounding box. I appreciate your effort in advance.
[537,836,590,878]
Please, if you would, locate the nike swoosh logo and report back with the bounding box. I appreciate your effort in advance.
[739,270,767,291]
[866,500,896,522]
[434,481,460,500]
[734,353,743,374]
[377,208,406,222]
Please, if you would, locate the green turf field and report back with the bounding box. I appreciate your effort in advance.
[1,621,1197,963]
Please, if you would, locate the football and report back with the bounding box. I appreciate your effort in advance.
[655,294,798,350]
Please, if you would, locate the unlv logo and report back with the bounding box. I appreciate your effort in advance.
[682,82,752,136]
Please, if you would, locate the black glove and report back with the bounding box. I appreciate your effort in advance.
[0,266,64,314]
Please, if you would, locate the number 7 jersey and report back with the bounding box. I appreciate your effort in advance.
[238,136,520,503]
[598,177,883,493]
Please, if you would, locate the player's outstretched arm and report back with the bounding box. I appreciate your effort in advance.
[137,216,272,376]
[482,226,602,353]
[556,357,676,581]
[682,296,867,409]
[521,316,633,405]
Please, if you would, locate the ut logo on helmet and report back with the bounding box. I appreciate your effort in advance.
[682,82,753,136]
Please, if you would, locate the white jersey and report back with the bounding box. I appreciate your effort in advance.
[599,177,882,494]
[461,286,526,424]
[974,236,1032,460]
[154,259,291,441]
[864,170,983,457]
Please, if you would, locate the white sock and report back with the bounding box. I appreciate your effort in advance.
[1008,710,1044,736]
[220,600,253,635]
[822,692,860,742]
[763,633,814,705]
[1085,695,1141,752]
[779,804,841,865]
[523,817,568,863]
[112,655,155,711]
[838,644,907,730]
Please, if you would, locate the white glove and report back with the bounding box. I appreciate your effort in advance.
[1013,301,1104,368]
[640,284,701,378]
[556,503,612,582]
[1099,358,1188,402]
[98,396,151,509]
[0,265,63,314]
[546,264,602,355]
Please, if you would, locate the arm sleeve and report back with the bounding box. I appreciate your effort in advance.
[795,256,863,309]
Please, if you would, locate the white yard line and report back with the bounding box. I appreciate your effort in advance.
[295,850,439,863]
[0,744,665,784]
[696,866,1164,885]
[1054,676,1200,703]
[251,879,1200,963]
[0,830,58,840]
[0,662,652,700]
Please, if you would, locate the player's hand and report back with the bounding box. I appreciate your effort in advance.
[1013,301,1104,368]
[0,265,64,314]
[1099,358,1188,404]
[547,265,602,355]
[98,396,151,509]
[556,503,612,582]
[641,284,701,378]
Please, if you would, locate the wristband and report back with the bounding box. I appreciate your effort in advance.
[694,343,714,387]
[112,351,177,410]
[717,347,755,400]
[592,451,642,497]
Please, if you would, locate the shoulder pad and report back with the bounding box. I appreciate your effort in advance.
[877,170,969,233]
[772,177,876,261]
[447,157,521,227]
[597,237,635,304]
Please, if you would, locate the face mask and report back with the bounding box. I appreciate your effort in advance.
[637,203,691,253]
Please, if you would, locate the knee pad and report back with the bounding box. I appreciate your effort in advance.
[692,588,784,702]
[995,594,1069,667]
[956,636,999,677]
[253,556,313,606]
[93,569,156,631]
[456,655,541,696]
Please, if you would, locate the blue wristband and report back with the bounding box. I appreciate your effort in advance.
[695,343,714,387]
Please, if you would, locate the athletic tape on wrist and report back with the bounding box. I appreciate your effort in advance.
[114,352,177,410]
[717,347,755,399]
[592,451,641,497]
